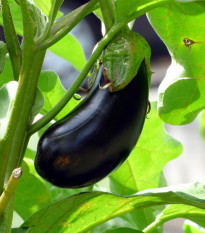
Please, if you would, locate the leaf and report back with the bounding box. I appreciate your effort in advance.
[199,110,205,141]
[115,0,163,21]
[48,33,87,72]
[33,0,63,18]
[0,41,7,74]
[0,81,18,139]
[144,204,205,232]
[15,158,51,220]
[109,101,182,231]
[0,0,23,35]
[11,228,28,233]
[109,102,183,195]
[31,88,44,119]
[38,70,80,121]
[104,228,142,233]
[19,183,205,233]
[148,1,205,125]
[184,221,205,233]
[0,56,14,88]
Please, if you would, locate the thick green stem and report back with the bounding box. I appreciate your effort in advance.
[0,197,14,233]
[28,21,126,135]
[1,0,22,80]
[0,168,22,216]
[0,2,46,232]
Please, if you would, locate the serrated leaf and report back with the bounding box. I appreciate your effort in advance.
[0,81,18,139]
[145,204,205,232]
[184,221,205,233]
[108,102,181,232]
[38,70,80,121]
[14,158,51,220]
[109,102,182,194]
[0,56,14,88]
[49,33,87,72]
[148,1,205,125]
[19,183,205,233]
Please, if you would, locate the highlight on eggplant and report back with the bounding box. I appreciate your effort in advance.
[35,61,149,188]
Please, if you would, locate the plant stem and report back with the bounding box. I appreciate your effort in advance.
[0,197,14,233]
[0,4,46,233]
[36,0,99,50]
[28,20,126,135]
[0,168,22,216]
[1,0,22,81]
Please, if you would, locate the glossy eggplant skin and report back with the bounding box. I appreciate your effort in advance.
[35,62,148,188]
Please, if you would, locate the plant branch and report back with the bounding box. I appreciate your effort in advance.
[0,0,45,193]
[0,168,22,216]
[1,0,22,80]
[28,20,126,135]
[36,0,99,50]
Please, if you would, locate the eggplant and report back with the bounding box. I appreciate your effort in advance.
[35,61,149,188]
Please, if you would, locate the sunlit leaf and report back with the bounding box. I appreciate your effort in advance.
[109,102,182,232]
[49,33,87,72]
[19,183,205,232]
[0,42,7,74]
[38,70,81,121]
[110,102,182,194]
[0,56,14,88]
[148,1,205,124]
[0,81,18,139]
[184,221,205,233]
[145,204,205,232]
[15,158,51,220]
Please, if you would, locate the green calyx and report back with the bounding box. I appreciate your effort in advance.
[102,27,151,92]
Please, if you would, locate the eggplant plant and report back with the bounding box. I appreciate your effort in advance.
[0,0,205,233]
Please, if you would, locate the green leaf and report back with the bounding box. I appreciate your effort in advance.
[20,183,205,232]
[0,56,14,88]
[11,228,28,233]
[109,101,182,232]
[0,41,7,74]
[48,33,87,72]
[144,204,205,232]
[0,0,23,36]
[148,1,205,125]
[104,228,141,233]
[14,158,51,220]
[115,0,165,21]
[31,88,44,119]
[184,221,205,233]
[199,110,205,141]
[38,70,81,121]
[0,81,18,139]
[109,102,183,194]
[33,0,63,18]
